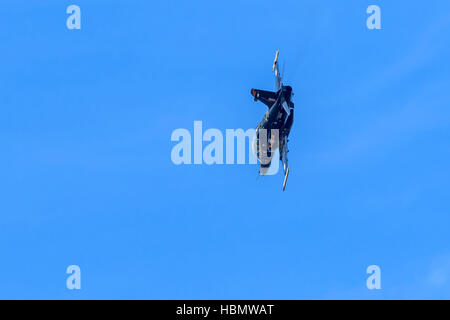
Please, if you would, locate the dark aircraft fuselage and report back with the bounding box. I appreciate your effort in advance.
[258,85,293,132]
[252,85,294,168]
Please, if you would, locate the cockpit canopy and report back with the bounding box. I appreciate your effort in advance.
[282,85,293,101]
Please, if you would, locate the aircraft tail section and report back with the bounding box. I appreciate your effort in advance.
[251,89,277,108]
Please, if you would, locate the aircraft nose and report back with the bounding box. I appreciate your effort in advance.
[259,165,270,176]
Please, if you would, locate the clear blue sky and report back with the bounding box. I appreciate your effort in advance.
[1,0,450,299]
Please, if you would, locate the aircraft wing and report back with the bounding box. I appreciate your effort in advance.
[280,135,290,191]
[273,50,282,91]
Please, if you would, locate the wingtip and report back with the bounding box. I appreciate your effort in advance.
[272,50,280,72]
[282,167,290,191]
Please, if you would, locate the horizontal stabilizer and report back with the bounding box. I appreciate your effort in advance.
[251,89,277,108]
